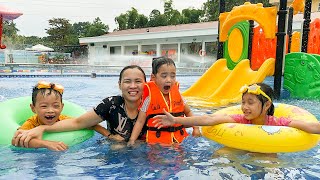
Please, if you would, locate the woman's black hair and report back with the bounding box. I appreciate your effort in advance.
[119,65,146,83]
[242,83,275,115]
[152,56,175,75]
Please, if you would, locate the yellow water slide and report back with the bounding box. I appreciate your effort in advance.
[182,58,275,108]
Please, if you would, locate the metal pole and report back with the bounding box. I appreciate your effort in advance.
[301,0,312,52]
[273,0,287,99]
[248,0,255,62]
[287,7,294,53]
[217,0,225,60]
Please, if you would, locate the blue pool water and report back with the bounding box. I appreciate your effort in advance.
[0,76,320,179]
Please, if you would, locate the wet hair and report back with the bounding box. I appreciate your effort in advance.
[32,87,62,106]
[243,83,275,115]
[152,56,176,75]
[118,65,146,83]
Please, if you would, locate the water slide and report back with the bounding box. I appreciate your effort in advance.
[182,58,275,107]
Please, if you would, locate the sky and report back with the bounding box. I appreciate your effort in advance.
[0,0,208,37]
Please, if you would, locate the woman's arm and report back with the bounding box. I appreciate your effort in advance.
[127,111,147,146]
[13,110,103,148]
[288,120,320,134]
[46,110,103,132]
[153,109,235,128]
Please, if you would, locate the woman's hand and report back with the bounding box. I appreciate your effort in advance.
[12,125,46,148]
[152,109,176,128]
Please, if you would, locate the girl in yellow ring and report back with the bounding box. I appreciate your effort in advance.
[153,83,320,134]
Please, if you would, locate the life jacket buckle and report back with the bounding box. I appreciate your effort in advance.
[180,129,184,135]
[156,131,161,138]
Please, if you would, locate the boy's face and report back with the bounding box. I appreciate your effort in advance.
[153,64,176,95]
[30,89,64,125]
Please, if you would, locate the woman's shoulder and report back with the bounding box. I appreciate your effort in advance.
[101,95,124,104]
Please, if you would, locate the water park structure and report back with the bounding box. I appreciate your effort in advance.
[182,0,320,107]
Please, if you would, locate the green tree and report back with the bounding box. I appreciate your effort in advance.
[182,9,204,24]
[73,21,90,38]
[115,13,128,30]
[202,0,219,21]
[163,0,183,25]
[127,8,139,29]
[85,17,108,37]
[148,9,167,27]
[46,18,75,47]
[135,14,149,28]
[3,20,19,37]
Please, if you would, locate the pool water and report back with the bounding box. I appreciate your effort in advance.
[0,76,320,179]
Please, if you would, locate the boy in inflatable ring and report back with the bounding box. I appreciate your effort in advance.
[12,81,109,151]
[152,83,320,134]
[128,56,201,146]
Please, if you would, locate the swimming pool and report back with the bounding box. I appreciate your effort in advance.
[0,76,320,179]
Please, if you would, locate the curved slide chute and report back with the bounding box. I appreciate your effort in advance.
[182,58,275,108]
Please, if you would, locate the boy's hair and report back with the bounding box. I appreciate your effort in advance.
[152,56,176,75]
[119,65,146,83]
[255,83,275,116]
[32,86,62,106]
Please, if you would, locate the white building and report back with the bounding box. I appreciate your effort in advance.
[79,22,219,68]
[79,11,320,67]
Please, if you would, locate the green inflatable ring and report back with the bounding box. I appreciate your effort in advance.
[0,96,94,146]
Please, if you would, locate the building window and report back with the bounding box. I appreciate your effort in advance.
[318,2,320,11]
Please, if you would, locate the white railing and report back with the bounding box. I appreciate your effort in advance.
[0,63,210,76]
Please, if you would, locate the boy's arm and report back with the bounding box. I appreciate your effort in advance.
[12,137,68,151]
[288,120,320,134]
[127,111,147,146]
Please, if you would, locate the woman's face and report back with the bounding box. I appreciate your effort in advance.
[119,68,145,103]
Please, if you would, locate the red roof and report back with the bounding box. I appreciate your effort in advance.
[104,21,218,37]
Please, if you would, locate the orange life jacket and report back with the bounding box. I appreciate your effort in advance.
[144,81,188,145]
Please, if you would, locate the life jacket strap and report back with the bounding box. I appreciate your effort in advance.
[147,125,184,132]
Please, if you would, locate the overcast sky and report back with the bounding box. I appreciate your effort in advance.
[0,0,208,37]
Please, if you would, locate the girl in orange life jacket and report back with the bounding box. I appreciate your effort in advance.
[128,57,201,146]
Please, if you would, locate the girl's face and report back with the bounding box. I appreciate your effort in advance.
[153,64,176,95]
[119,68,145,103]
[241,93,264,120]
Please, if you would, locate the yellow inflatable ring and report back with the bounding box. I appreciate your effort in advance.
[202,103,319,153]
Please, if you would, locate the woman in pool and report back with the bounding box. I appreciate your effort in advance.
[13,65,147,148]
[152,83,320,134]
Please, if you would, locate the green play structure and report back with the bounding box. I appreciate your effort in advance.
[284,52,320,99]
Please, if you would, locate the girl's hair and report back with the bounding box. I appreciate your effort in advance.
[32,88,62,106]
[152,56,175,75]
[243,83,275,115]
[119,65,146,83]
